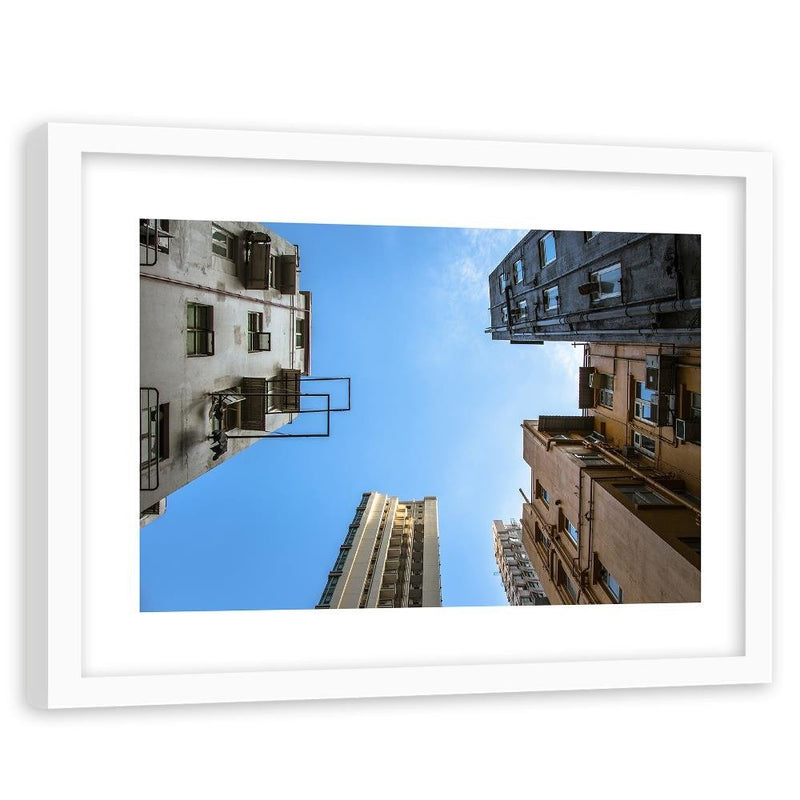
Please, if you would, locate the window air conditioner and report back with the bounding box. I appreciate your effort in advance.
[676,418,701,442]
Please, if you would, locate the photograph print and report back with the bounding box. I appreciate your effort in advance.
[139,220,701,612]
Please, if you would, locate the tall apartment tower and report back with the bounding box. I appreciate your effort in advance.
[487,230,701,346]
[317,493,442,609]
[492,520,549,606]
[140,219,348,526]
[520,343,701,605]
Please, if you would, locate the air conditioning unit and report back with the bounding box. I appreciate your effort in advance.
[676,418,701,442]
[645,355,660,390]
[645,354,676,393]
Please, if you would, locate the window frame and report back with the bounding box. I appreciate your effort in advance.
[632,430,657,459]
[535,480,550,508]
[560,512,579,547]
[616,482,671,507]
[539,232,556,267]
[247,311,271,352]
[690,391,701,420]
[513,258,525,285]
[596,558,624,603]
[139,218,171,256]
[542,284,559,312]
[596,372,614,408]
[534,522,551,556]
[573,452,610,466]
[186,302,215,357]
[634,380,659,425]
[589,262,622,306]
[295,317,305,349]
[211,223,237,260]
[140,401,169,468]
[557,563,578,604]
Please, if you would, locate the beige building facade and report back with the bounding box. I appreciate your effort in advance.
[520,343,701,605]
[317,493,442,608]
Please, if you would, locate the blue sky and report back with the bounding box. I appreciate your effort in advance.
[140,224,581,611]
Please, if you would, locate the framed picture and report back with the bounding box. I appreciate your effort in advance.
[26,124,772,708]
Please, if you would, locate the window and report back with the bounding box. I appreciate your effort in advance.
[513,258,525,284]
[589,263,622,305]
[534,523,551,552]
[689,392,701,420]
[139,219,171,257]
[539,232,556,266]
[332,548,349,573]
[269,255,278,289]
[186,303,214,356]
[596,373,614,407]
[295,317,305,348]
[318,575,339,606]
[343,524,359,546]
[501,305,509,324]
[634,381,659,424]
[247,312,271,352]
[585,231,601,242]
[543,285,559,311]
[211,224,237,260]
[140,401,169,467]
[596,559,623,603]
[561,513,579,546]
[514,299,528,322]
[558,565,578,604]
[535,480,550,508]
[212,392,243,433]
[573,452,610,466]
[498,272,509,293]
[632,430,656,459]
[617,483,670,506]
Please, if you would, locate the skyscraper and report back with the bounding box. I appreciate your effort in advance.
[492,519,549,605]
[317,493,442,608]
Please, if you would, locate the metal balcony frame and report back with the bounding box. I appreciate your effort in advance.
[209,376,351,439]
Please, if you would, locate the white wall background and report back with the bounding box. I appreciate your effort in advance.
[3,2,793,797]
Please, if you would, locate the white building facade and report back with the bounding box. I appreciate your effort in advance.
[139,219,311,524]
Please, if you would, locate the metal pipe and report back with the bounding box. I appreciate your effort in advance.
[489,326,700,344]
[531,296,701,327]
[140,271,310,314]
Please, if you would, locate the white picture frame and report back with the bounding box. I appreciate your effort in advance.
[26,123,772,708]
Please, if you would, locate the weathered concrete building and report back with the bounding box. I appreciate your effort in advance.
[518,343,701,605]
[492,519,549,606]
[317,493,442,608]
[140,219,346,525]
[487,230,701,346]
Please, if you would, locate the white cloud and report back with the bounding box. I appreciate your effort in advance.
[425,227,527,346]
